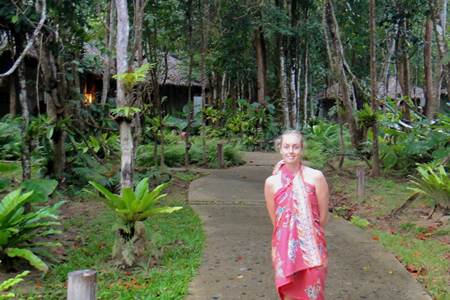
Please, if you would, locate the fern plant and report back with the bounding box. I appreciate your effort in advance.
[0,189,64,273]
[408,164,450,209]
[89,178,182,266]
[0,269,29,299]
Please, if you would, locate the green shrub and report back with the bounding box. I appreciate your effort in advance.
[136,139,243,168]
[89,178,182,266]
[0,116,21,160]
[377,113,449,172]
[69,156,119,189]
[0,162,20,192]
[0,189,64,272]
[164,143,186,167]
[350,215,370,229]
[408,163,450,209]
[20,179,58,203]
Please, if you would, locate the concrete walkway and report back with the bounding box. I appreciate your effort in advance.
[186,152,431,300]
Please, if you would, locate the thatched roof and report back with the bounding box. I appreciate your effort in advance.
[315,76,425,105]
[158,54,201,87]
[83,44,201,87]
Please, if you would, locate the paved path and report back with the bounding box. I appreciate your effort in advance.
[186,152,431,300]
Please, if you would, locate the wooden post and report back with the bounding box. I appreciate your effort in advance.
[217,143,224,168]
[67,269,96,300]
[356,167,365,201]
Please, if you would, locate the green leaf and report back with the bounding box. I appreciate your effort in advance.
[0,231,11,247]
[0,190,33,226]
[135,178,149,201]
[121,188,136,211]
[21,179,58,203]
[136,206,182,220]
[0,178,9,191]
[89,181,125,209]
[381,149,398,170]
[4,248,48,273]
[0,270,29,292]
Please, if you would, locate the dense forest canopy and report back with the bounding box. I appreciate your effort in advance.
[0,1,449,299]
[0,0,448,180]
[0,0,448,183]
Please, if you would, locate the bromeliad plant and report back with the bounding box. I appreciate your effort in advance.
[408,163,450,214]
[0,189,64,273]
[89,178,182,266]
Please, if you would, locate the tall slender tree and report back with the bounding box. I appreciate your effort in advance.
[369,0,380,176]
[323,0,362,148]
[255,24,267,106]
[115,0,134,188]
[424,12,436,119]
[432,0,448,111]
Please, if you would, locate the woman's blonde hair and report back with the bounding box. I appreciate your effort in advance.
[274,130,304,152]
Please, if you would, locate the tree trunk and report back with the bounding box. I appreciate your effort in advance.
[379,25,397,102]
[338,108,345,169]
[323,0,362,149]
[289,0,300,128]
[115,0,133,188]
[303,46,309,127]
[132,0,146,145]
[212,71,218,103]
[255,26,267,106]
[369,0,380,176]
[101,0,115,106]
[200,0,209,165]
[433,0,448,108]
[280,44,290,129]
[185,0,193,168]
[289,65,297,128]
[396,20,410,99]
[18,63,31,180]
[220,71,226,103]
[424,16,436,119]
[40,40,67,179]
[9,75,16,116]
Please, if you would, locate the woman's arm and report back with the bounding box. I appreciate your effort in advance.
[315,171,330,227]
[264,177,276,226]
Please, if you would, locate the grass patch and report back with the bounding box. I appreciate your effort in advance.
[328,162,419,215]
[326,157,449,299]
[173,171,200,182]
[372,230,450,300]
[12,190,204,299]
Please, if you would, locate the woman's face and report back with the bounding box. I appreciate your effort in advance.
[280,134,302,164]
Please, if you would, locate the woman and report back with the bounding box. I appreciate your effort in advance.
[264,130,329,300]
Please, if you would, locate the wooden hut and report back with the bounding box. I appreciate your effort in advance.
[158,54,202,114]
[314,76,427,120]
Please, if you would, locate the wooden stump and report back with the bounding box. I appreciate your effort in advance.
[67,269,96,300]
[356,167,365,201]
[217,143,224,169]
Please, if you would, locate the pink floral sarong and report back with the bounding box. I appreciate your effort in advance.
[271,161,327,300]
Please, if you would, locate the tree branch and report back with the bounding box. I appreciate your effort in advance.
[0,0,47,78]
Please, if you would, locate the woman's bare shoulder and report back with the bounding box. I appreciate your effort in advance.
[265,173,279,186]
[303,166,326,182]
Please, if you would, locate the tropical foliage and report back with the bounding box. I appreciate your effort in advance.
[377,114,450,172]
[0,190,63,272]
[409,164,450,209]
[0,270,29,300]
[89,178,182,266]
